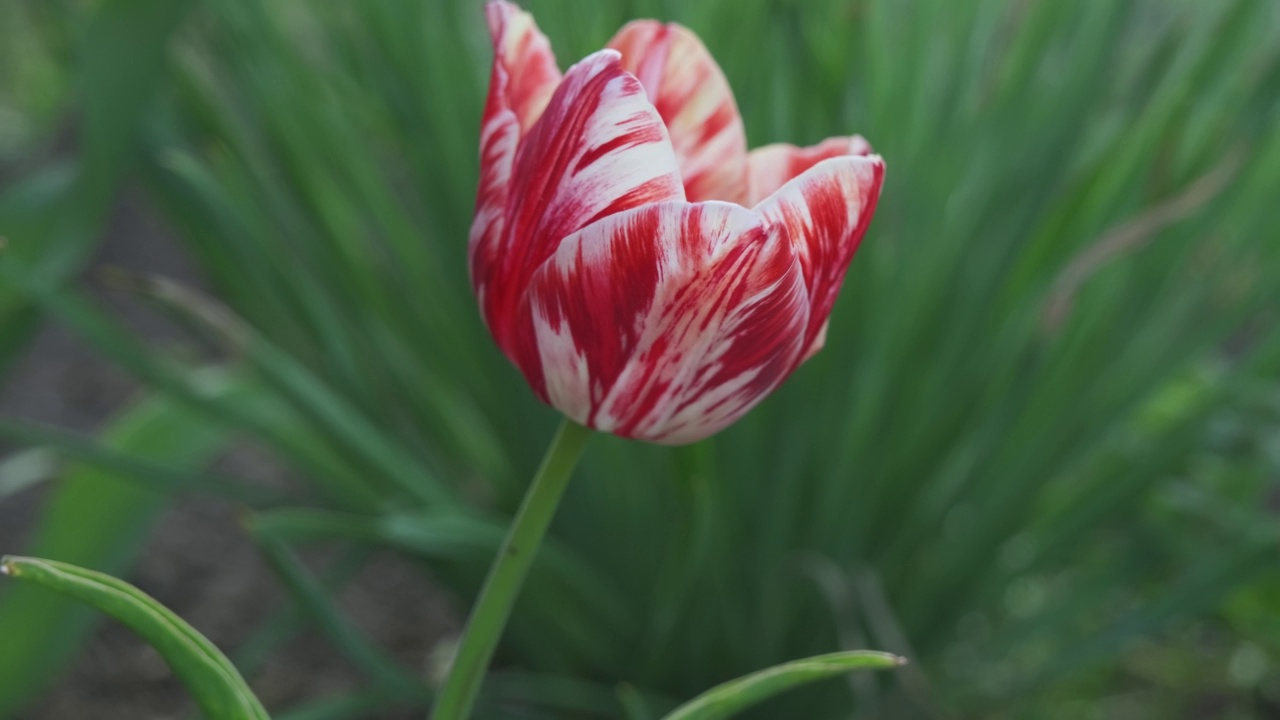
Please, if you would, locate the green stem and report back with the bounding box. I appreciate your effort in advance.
[430,418,592,720]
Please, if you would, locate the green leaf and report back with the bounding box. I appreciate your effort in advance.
[0,556,269,720]
[658,651,904,720]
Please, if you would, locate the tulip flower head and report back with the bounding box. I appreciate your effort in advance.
[470,1,884,445]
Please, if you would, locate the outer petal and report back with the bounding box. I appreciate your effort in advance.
[747,135,874,206]
[755,155,885,364]
[514,202,808,444]
[471,49,685,356]
[608,21,748,204]
[470,1,561,345]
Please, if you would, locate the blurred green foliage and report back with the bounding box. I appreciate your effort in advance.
[2,0,1279,718]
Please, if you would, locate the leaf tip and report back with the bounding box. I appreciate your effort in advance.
[894,654,909,667]
[0,556,14,576]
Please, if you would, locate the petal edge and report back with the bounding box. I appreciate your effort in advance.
[747,135,873,206]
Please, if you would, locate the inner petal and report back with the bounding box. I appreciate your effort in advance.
[747,135,874,207]
[608,21,749,205]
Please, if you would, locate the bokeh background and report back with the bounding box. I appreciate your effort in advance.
[2,0,1279,718]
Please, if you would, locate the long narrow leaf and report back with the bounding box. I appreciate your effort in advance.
[659,652,904,720]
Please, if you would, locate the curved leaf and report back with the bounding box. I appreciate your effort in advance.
[0,556,269,720]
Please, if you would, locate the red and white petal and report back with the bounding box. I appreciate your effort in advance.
[514,202,808,444]
[473,49,685,356]
[469,2,561,347]
[608,21,748,204]
[485,1,561,134]
[754,154,884,363]
[747,135,874,206]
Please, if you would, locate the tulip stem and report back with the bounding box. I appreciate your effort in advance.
[430,418,592,720]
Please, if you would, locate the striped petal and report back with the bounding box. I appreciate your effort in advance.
[471,49,685,356]
[486,1,561,134]
[470,1,561,347]
[514,202,808,444]
[755,155,885,363]
[747,135,874,206]
[608,21,748,204]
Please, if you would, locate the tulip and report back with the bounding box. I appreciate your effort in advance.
[471,2,883,446]
[438,6,887,717]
